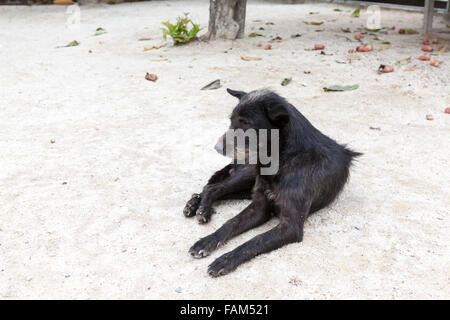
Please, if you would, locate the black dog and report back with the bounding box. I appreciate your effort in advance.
[184,89,361,277]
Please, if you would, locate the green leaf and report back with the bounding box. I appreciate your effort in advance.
[56,40,80,48]
[248,32,264,37]
[334,8,342,12]
[290,34,302,38]
[160,13,202,44]
[404,28,418,34]
[323,84,359,92]
[94,27,107,36]
[281,78,292,86]
[351,8,360,18]
[365,27,383,32]
[381,40,391,44]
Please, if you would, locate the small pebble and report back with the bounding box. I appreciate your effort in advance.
[314,44,325,50]
[430,59,439,67]
[175,287,182,293]
[354,33,364,40]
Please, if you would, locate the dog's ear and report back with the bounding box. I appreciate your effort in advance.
[226,88,246,99]
[265,104,290,127]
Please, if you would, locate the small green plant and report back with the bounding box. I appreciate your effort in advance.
[161,14,202,44]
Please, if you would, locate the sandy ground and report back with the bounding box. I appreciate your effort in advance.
[0,0,449,300]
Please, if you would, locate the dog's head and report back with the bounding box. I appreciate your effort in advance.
[215,89,288,171]
[226,88,290,131]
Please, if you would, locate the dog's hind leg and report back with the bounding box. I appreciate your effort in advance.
[207,201,309,277]
[189,189,271,258]
[183,164,257,224]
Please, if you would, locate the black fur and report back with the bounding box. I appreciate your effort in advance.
[184,89,361,276]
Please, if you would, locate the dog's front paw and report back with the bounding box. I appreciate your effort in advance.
[207,252,238,277]
[183,193,201,217]
[196,206,215,224]
[189,234,220,259]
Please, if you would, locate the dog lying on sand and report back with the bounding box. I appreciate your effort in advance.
[184,89,361,277]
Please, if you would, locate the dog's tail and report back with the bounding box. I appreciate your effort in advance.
[344,147,363,163]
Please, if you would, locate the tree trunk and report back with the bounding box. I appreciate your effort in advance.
[203,0,247,40]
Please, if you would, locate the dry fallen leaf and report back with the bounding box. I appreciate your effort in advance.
[270,37,289,43]
[376,45,391,51]
[347,54,360,61]
[304,21,324,26]
[396,57,412,65]
[403,66,418,72]
[201,79,221,90]
[54,0,74,4]
[152,58,169,62]
[144,45,164,51]
[241,56,262,61]
[145,73,158,81]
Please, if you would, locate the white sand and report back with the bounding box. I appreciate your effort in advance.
[0,0,449,299]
